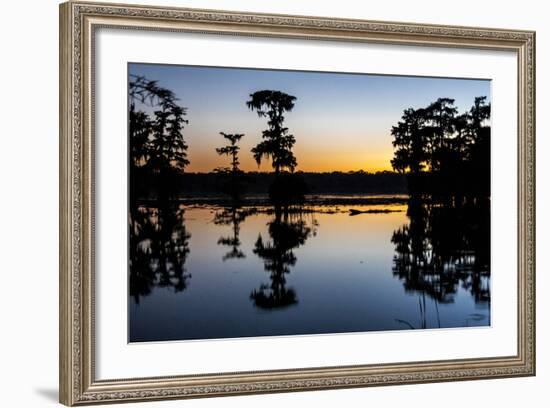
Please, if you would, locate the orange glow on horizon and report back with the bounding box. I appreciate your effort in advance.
[185,154,394,173]
[185,133,395,173]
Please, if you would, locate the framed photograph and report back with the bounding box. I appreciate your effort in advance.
[59,1,535,405]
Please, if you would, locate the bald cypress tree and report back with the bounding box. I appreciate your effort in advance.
[247,90,307,204]
[247,90,297,174]
[215,132,245,200]
[128,75,189,201]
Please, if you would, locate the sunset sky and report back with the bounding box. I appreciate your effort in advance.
[129,63,490,173]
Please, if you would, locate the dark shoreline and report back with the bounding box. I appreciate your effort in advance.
[135,194,409,208]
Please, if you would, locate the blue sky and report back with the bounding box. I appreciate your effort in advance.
[129,63,490,172]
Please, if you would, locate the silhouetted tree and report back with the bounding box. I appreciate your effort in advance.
[391,96,491,198]
[453,112,470,157]
[247,90,308,204]
[247,90,297,174]
[468,96,491,135]
[425,98,458,170]
[129,74,177,106]
[129,75,182,168]
[464,96,491,196]
[128,75,189,201]
[128,76,192,303]
[216,132,244,173]
[149,101,189,173]
[215,132,245,200]
[391,108,429,175]
[129,109,152,168]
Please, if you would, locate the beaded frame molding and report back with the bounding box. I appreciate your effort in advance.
[59,1,535,405]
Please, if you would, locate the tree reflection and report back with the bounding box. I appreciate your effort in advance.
[129,201,191,303]
[250,207,316,309]
[214,206,255,261]
[391,196,490,305]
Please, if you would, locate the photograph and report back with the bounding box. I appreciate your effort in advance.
[56,2,536,404]
[127,63,492,342]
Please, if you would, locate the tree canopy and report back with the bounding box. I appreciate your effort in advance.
[129,74,189,173]
[215,132,244,173]
[391,96,491,197]
[247,90,298,174]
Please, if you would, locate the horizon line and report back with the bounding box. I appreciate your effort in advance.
[158,169,401,175]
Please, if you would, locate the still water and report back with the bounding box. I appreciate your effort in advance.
[129,198,490,342]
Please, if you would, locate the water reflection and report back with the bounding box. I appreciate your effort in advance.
[129,201,191,303]
[391,196,490,328]
[250,207,317,309]
[213,206,255,261]
[129,197,490,341]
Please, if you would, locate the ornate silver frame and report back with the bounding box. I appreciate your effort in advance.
[59,1,536,405]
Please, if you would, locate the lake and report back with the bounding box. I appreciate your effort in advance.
[129,196,490,342]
